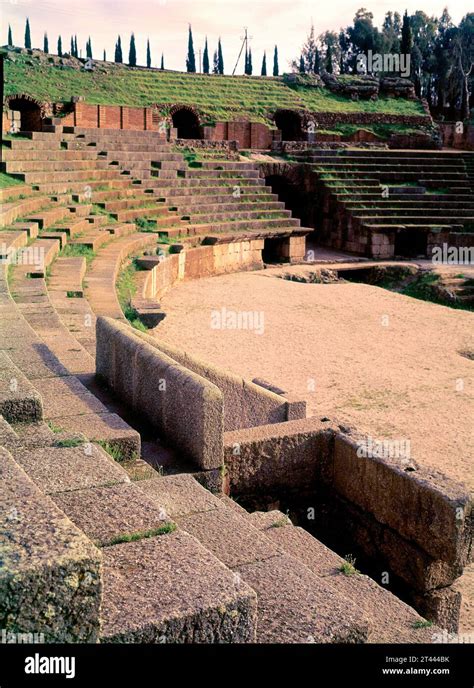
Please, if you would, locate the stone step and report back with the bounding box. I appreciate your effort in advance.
[0,195,53,227]
[4,159,111,173]
[185,168,260,179]
[26,207,72,229]
[0,230,29,256]
[0,447,101,642]
[183,209,292,224]
[139,474,368,643]
[357,216,474,226]
[48,256,86,296]
[249,510,439,644]
[22,170,127,184]
[111,207,182,223]
[0,351,43,423]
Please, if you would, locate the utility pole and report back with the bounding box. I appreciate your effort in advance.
[232,27,252,76]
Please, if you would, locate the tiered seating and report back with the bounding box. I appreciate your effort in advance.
[292,148,474,256]
[0,126,444,643]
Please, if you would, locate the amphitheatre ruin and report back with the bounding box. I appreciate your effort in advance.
[0,40,473,648]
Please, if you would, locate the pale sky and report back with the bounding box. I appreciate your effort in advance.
[1,0,469,72]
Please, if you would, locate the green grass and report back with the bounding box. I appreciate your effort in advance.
[47,421,63,433]
[0,171,24,188]
[339,554,359,576]
[3,49,426,126]
[97,440,125,462]
[116,259,149,331]
[103,523,177,547]
[60,244,96,263]
[269,516,290,528]
[412,620,433,629]
[54,437,85,448]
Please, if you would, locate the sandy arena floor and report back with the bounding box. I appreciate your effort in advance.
[156,270,474,493]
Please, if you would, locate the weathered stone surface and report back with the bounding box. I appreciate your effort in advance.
[178,506,277,569]
[32,375,108,419]
[96,316,223,469]
[53,482,173,547]
[0,448,101,642]
[251,512,439,643]
[101,531,257,643]
[139,474,219,519]
[13,444,130,495]
[235,553,368,643]
[333,433,471,567]
[0,351,43,422]
[224,418,333,497]
[411,587,462,634]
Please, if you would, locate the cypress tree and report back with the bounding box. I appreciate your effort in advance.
[25,18,31,49]
[261,51,267,76]
[400,11,413,61]
[146,39,151,68]
[74,35,78,57]
[8,25,13,46]
[313,47,321,74]
[57,36,62,57]
[326,44,333,73]
[213,49,219,74]
[43,32,49,53]
[115,36,123,63]
[273,45,279,76]
[244,48,249,74]
[299,55,305,73]
[160,53,164,70]
[203,37,209,74]
[248,48,253,75]
[186,25,196,72]
[70,36,74,56]
[86,37,92,59]
[217,38,224,74]
[129,33,137,66]
[103,49,106,61]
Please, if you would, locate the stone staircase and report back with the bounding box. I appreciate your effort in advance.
[0,125,447,644]
[292,148,474,258]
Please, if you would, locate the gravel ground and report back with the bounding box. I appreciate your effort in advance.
[157,270,474,492]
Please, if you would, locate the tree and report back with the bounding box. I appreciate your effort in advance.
[74,35,78,58]
[186,25,196,72]
[25,18,31,49]
[338,30,350,74]
[129,33,137,66]
[43,33,49,53]
[213,49,219,74]
[8,25,13,46]
[160,53,164,70]
[294,24,320,73]
[348,8,380,71]
[400,10,413,59]
[70,36,75,56]
[217,38,224,74]
[86,37,92,59]
[146,39,151,68]
[103,49,107,62]
[273,45,279,76]
[203,37,209,73]
[261,51,267,76]
[245,48,252,75]
[115,35,123,63]
[57,36,62,57]
[326,44,334,73]
[320,31,339,74]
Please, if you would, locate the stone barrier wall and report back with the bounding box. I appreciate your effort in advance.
[96,317,224,469]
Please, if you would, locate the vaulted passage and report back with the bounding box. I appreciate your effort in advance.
[171,108,201,139]
[394,229,428,258]
[274,110,304,141]
[7,97,43,132]
[265,174,305,222]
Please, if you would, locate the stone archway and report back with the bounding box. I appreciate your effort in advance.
[274,109,304,141]
[4,94,45,132]
[170,105,202,139]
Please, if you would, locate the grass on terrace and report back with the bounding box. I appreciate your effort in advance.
[3,50,426,125]
[0,171,24,188]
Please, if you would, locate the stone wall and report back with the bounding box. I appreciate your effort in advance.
[223,419,472,631]
[438,122,474,151]
[96,317,224,470]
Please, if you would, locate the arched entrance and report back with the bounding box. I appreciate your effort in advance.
[171,106,201,139]
[274,109,304,141]
[5,96,43,132]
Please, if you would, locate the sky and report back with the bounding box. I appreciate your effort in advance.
[1,0,469,72]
